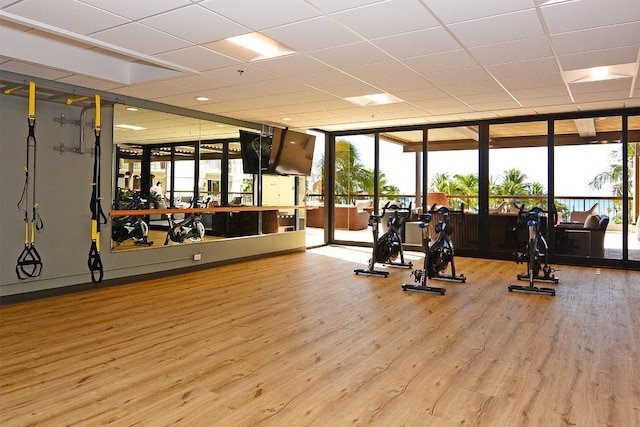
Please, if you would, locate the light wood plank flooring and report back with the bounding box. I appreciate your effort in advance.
[1,246,639,426]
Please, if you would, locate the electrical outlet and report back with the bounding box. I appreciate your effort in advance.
[193,253,201,261]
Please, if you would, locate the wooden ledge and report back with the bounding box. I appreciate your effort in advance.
[110,205,313,217]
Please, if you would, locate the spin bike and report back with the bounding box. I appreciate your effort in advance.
[354,202,413,277]
[164,198,208,245]
[425,204,466,283]
[112,193,153,246]
[508,205,558,296]
[401,213,446,295]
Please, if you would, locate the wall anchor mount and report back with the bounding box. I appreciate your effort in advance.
[53,114,80,127]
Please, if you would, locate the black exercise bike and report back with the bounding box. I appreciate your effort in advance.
[508,205,558,296]
[425,204,466,283]
[164,198,209,245]
[402,213,446,295]
[354,202,413,277]
[112,193,153,247]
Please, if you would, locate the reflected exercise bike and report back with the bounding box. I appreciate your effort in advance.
[112,193,153,247]
[164,197,210,245]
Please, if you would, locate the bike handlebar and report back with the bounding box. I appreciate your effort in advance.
[428,203,465,215]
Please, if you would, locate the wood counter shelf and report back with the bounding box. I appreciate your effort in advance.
[110,205,312,238]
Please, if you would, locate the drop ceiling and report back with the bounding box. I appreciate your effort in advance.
[1,0,639,134]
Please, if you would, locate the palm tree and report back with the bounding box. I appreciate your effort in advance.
[430,172,461,194]
[451,173,479,210]
[497,168,528,195]
[589,144,636,223]
[589,144,635,197]
[311,139,384,205]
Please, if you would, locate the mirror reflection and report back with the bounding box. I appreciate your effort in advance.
[111,104,308,252]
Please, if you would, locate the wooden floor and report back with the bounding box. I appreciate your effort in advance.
[1,246,639,426]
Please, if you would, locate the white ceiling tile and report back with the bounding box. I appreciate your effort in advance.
[204,64,278,84]
[529,102,579,113]
[394,87,450,102]
[368,102,426,116]
[448,9,545,48]
[494,107,539,118]
[376,75,435,93]
[443,82,507,101]
[252,54,333,78]
[457,91,516,104]
[342,61,415,84]
[245,78,311,95]
[511,86,571,101]
[372,27,462,59]
[428,68,495,88]
[487,57,560,79]
[277,98,342,114]
[135,81,194,98]
[470,37,553,66]
[501,73,566,91]
[79,0,191,20]
[331,0,440,39]
[277,89,338,105]
[551,22,640,56]
[424,0,534,24]
[156,46,240,72]
[305,98,367,112]
[540,0,640,35]
[93,23,192,56]
[141,4,248,44]
[293,69,365,89]
[152,92,233,108]
[5,0,128,35]
[559,46,639,71]
[200,0,321,31]
[169,73,232,90]
[466,99,521,111]
[1,0,637,132]
[206,83,271,101]
[573,89,633,103]
[308,42,391,68]
[404,50,478,74]
[320,81,381,98]
[263,16,361,52]
[305,0,386,14]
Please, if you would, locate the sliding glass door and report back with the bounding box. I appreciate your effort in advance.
[554,117,623,260]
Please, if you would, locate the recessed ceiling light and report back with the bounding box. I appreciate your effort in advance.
[226,32,295,60]
[344,93,404,107]
[115,124,146,131]
[564,63,635,84]
[540,0,573,6]
[126,107,138,111]
[282,117,291,121]
[195,96,209,101]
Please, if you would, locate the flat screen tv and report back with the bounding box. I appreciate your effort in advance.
[239,130,272,174]
[268,128,316,176]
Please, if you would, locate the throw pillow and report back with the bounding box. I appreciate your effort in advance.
[583,214,601,230]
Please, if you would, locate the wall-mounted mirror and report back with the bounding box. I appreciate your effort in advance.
[111,104,304,252]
